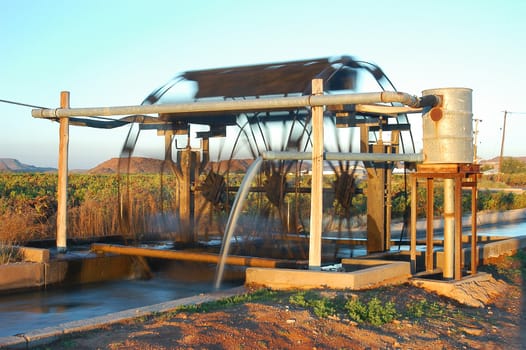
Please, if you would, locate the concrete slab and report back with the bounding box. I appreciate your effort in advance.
[17,247,50,263]
[246,259,411,290]
[411,272,507,307]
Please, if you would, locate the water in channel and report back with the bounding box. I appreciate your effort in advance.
[0,268,238,337]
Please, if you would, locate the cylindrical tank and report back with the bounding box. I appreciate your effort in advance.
[422,88,473,164]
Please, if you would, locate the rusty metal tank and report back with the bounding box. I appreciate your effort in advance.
[421,87,473,164]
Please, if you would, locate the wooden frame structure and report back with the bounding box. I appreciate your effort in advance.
[410,163,480,279]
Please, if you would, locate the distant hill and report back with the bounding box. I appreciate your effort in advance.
[481,156,526,164]
[0,158,56,173]
[89,155,526,174]
[88,157,257,174]
[203,159,254,173]
[88,157,164,174]
[4,155,524,175]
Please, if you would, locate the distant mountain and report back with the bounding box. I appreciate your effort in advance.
[203,159,255,173]
[0,158,56,173]
[88,157,257,174]
[6,155,523,175]
[88,157,165,174]
[89,156,526,175]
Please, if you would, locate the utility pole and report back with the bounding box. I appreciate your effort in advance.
[473,118,481,164]
[498,111,508,181]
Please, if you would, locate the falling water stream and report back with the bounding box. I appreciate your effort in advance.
[214,156,263,289]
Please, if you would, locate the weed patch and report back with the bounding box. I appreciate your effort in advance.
[163,288,279,317]
[345,297,398,326]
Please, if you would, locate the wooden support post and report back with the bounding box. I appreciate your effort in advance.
[455,176,462,280]
[178,148,199,243]
[56,91,70,253]
[164,133,172,161]
[443,178,455,280]
[385,154,392,251]
[471,185,478,274]
[426,178,434,272]
[410,174,417,274]
[309,78,324,270]
[365,144,389,253]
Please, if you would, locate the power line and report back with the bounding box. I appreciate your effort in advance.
[504,110,526,115]
[0,98,48,109]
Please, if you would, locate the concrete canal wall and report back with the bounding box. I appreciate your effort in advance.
[0,249,148,293]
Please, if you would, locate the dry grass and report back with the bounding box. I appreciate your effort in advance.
[0,242,21,264]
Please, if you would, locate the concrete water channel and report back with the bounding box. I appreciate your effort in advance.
[0,219,525,339]
[0,257,242,339]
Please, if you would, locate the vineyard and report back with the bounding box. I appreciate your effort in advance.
[1,168,526,248]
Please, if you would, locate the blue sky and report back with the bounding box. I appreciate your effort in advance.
[1,0,525,169]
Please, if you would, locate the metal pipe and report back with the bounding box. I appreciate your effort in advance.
[355,104,423,115]
[32,91,425,119]
[91,243,296,268]
[262,151,424,162]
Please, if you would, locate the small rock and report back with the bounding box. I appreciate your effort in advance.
[461,327,484,336]
[286,318,296,324]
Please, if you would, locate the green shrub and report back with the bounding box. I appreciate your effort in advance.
[175,288,278,314]
[344,298,367,323]
[405,299,444,319]
[310,298,337,318]
[344,297,398,326]
[288,291,338,318]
